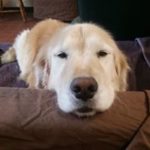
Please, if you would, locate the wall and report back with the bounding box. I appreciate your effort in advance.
[3,0,33,7]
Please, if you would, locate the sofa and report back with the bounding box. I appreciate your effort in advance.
[33,0,77,21]
[0,37,150,149]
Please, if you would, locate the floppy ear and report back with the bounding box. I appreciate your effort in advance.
[114,50,130,91]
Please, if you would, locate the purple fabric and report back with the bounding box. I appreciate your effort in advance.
[0,44,27,88]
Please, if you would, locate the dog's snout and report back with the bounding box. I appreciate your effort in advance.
[70,77,98,101]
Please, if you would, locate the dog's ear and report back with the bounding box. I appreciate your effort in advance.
[114,50,130,91]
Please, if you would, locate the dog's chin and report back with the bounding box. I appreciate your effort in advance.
[73,107,96,117]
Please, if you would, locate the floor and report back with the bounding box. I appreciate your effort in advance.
[0,11,38,43]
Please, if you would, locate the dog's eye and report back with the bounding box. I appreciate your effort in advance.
[97,51,108,57]
[57,52,68,59]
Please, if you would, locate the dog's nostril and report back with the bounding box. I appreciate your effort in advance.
[72,85,81,93]
[88,85,97,92]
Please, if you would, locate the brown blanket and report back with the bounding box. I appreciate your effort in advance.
[0,88,149,150]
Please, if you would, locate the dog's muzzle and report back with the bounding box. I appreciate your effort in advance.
[70,77,98,116]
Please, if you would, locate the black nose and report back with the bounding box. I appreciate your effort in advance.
[70,77,98,101]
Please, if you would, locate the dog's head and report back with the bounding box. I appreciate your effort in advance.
[45,23,129,117]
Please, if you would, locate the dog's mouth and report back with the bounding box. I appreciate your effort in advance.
[74,107,96,117]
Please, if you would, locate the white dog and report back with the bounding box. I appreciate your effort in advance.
[1,19,129,117]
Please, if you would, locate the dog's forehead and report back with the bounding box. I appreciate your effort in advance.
[61,24,117,52]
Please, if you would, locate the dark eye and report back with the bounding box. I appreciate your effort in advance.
[97,50,108,57]
[57,52,68,59]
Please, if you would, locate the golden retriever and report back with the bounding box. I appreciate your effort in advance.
[1,19,129,117]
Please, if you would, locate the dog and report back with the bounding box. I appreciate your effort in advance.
[1,19,129,117]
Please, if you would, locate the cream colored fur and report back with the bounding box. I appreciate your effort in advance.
[1,19,129,116]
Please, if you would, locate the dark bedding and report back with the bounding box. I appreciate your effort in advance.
[0,44,27,88]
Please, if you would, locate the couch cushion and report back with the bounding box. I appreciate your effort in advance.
[127,90,150,150]
[0,87,149,150]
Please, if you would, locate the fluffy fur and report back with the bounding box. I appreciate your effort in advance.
[1,19,130,117]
